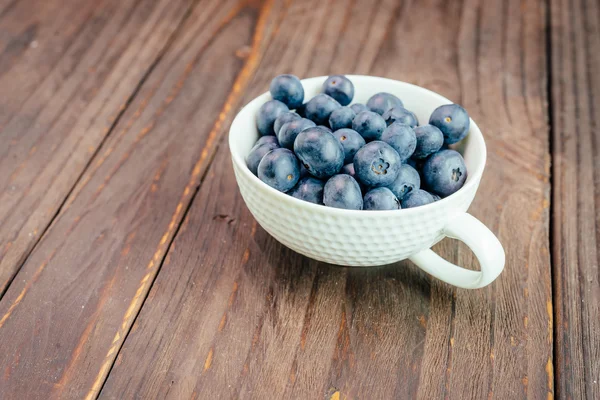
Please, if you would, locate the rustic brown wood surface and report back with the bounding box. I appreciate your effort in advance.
[0,0,592,398]
[550,0,600,399]
[99,0,554,398]
[0,0,198,296]
[0,0,270,397]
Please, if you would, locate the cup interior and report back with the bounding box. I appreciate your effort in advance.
[229,75,486,211]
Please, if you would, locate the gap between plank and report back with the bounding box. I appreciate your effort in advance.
[544,0,558,396]
[0,0,201,302]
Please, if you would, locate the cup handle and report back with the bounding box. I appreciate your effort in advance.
[408,213,505,289]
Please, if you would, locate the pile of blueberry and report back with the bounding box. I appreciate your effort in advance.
[246,74,470,210]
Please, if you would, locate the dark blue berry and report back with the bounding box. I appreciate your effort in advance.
[406,157,425,171]
[274,111,301,136]
[413,124,444,159]
[332,128,366,164]
[353,141,401,187]
[295,102,307,117]
[380,123,417,162]
[323,174,363,210]
[352,111,387,141]
[341,163,369,194]
[270,74,304,109]
[300,163,310,178]
[257,148,300,192]
[246,142,279,175]
[305,94,341,125]
[363,187,400,210]
[382,107,418,127]
[350,103,369,114]
[386,164,421,200]
[277,118,316,149]
[422,149,467,197]
[429,104,470,144]
[401,189,434,208]
[288,177,325,204]
[254,135,279,148]
[366,92,404,115]
[322,75,354,106]
[256,100,288,136]
[329,106,356,130]
[294,126,344,179]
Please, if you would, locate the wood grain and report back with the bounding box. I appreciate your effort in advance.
[0,0,196,295]
[550,0,600,398]
[0,0,278,398]
[100,0,553,398]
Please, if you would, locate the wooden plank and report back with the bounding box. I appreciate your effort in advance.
[100,0,553,398]
[0,0,196,295]
[0,0,279,398]
[550,0,600,398]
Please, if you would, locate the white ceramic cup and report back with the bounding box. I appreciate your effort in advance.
[229,76,505,289]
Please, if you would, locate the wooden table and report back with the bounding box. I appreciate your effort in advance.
[0,0,597,398]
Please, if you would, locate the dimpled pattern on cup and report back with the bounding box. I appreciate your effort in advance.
[230,76,486,267]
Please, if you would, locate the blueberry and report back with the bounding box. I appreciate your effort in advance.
[270,74,304,109]
[363,187,400,210]
[380,123,417,162]
[254,135,279,148]
[305,94,341,125]
[256,100,288,136]
[329,106,356,130]
[406,157,425,171]
[413,124,444,159]
[295,102,307,117]
[257,148,300,192]
[294,126,344,179]
[352,111,387,141]
[319,125,332,132]
[382,107,418,127]
[323,174,363,210]
[278,118,316,149]
[246,142,279,175]
[386,164,421,200]
[341,163,369,194]
[350,103,369,114]
[288,176,325,204]
[422,149,467,197]
[353,141,401,187]
[341,163,356,177]
[322,75,354,106]
[274,111,301,136]
[430,193,441,201]
[366,92,404,115]
[332,128,366,164]
[429,104,470,144]
[401,189,434,208]
[300,162,310,178]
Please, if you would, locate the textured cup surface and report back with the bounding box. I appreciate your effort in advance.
[229,76,486,266]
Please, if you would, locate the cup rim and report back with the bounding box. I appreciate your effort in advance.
[229,75,486,216]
